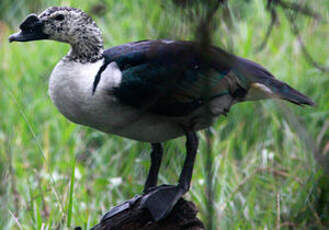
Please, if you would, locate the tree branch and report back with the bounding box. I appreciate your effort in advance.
[86,197,204,230]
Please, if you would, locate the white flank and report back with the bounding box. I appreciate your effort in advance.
[252,82,273,95]
[244,82,276,101]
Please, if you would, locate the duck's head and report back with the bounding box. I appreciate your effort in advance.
[9,7,104,62]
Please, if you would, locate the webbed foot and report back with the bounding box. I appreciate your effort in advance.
[101,195,142,222]
[141,184,186,221]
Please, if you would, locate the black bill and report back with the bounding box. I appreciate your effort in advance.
[9,14,49,43]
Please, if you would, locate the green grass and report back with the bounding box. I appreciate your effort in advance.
[0,0,329,229]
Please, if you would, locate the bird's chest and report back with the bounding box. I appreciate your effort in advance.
[48,60,123,128]
[47,59,185,142]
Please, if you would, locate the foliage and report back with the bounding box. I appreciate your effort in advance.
[0,0,328,229]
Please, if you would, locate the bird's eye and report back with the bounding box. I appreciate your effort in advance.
[54,14,65,21]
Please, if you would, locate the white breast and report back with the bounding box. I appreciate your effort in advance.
[49,59,126,125]
[49,59,104,123]
[48,59,184,142]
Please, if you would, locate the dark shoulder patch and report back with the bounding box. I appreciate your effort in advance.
[92,55,112,94]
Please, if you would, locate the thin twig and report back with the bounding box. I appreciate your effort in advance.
[260,0,328,72]
[8,209,23,230]
[283,6,329,72]
[276,192,280,230]
[265,168,303,184]
[308,201,324,227]
[275,0,322,21]
[280,222,298,227]
[257,7,277,51]
[316,119,329,150]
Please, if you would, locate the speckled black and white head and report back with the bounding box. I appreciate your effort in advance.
[9,6,104,63]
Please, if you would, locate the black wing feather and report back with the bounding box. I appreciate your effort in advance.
[102,40,245,117]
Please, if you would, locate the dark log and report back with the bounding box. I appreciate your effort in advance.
[87,195,205,230]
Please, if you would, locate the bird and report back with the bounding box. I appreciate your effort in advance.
[9,6,314,222]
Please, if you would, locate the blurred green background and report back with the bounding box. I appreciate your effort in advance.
[0,0,328,229]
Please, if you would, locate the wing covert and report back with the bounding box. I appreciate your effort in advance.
[103,40,248,117]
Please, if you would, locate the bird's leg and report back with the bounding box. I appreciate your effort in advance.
[143,143,163,193]
[141,131,199,221]
[178,131,198,191]
[99,144,163,221]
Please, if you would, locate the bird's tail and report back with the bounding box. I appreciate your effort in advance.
[237,57,315,106]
